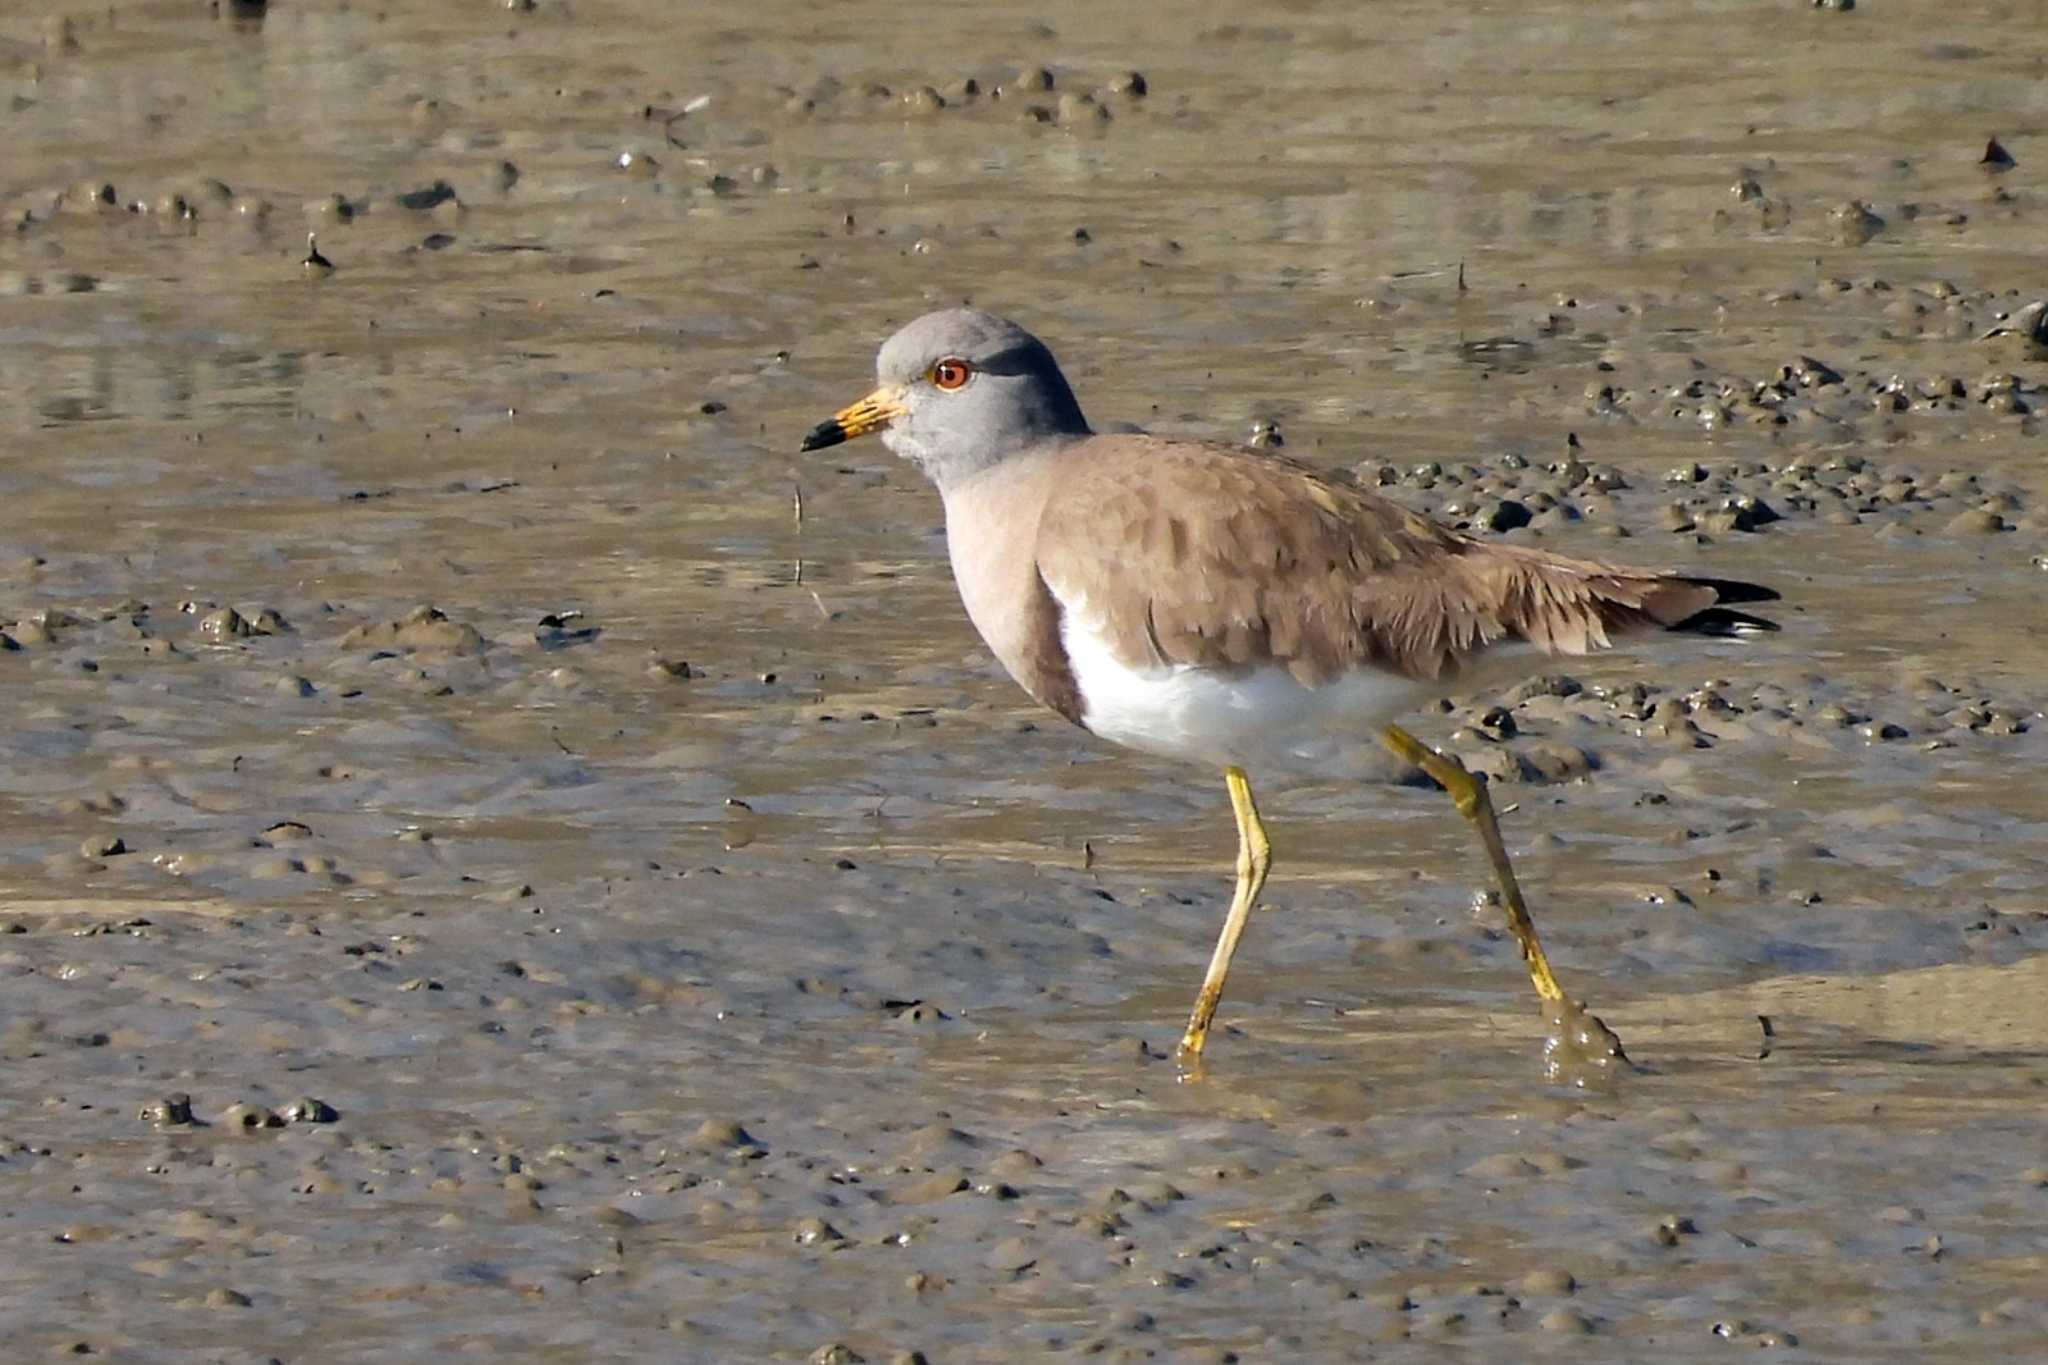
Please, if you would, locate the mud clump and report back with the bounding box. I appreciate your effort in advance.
[337,605,488,656]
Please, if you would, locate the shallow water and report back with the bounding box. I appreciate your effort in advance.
[3,1,2047,1360]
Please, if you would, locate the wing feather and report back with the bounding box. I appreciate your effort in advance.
[1032,438,1772,686]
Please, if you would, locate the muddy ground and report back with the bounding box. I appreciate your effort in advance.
[2,1,2046,1361]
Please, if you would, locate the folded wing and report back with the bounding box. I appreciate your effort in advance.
[1034,440,1777,687]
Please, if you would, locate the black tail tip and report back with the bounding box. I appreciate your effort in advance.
[1674,606,1779,637]
[1686,576,1779,606]
[1675,575,1779,635]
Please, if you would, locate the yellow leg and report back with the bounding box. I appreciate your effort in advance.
[1177,765,1272,1062]
[1379,724,1566,1005]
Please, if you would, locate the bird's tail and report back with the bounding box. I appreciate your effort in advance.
[1463,547,1780,656]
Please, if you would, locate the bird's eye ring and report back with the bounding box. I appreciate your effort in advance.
[929,358,974,391]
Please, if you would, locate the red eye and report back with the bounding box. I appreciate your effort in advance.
[930,358,974,390]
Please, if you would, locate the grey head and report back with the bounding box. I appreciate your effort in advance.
[800,308,1092,490]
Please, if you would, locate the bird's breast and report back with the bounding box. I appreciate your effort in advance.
[942,477,1085,726]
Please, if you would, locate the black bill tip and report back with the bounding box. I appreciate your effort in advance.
[799,419,848,453]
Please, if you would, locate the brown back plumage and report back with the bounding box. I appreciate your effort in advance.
[1031,436,1766,686]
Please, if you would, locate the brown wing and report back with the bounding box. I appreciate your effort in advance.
[1034,436,1743,687]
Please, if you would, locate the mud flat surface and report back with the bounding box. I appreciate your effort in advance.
[3,1,2047,1361]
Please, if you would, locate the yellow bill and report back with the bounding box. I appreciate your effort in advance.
[799,385,909,451]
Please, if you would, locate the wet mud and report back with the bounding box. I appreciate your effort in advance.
[2,1,2046,1360]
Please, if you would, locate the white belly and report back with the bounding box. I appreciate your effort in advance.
[1059,614,1442,777]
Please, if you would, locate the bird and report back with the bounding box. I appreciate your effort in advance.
[799,307,1777,1068]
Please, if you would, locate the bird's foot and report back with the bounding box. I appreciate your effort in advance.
[1541,996,1630,1087]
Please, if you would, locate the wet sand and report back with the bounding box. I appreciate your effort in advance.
[3,1,2047,1360]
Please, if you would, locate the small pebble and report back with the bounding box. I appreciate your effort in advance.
[1537,1307,1594,1334]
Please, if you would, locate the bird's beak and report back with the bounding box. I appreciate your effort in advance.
[800,384,909,452]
